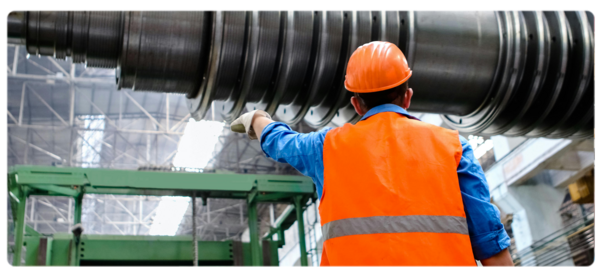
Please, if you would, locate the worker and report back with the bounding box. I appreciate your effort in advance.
[231,41,513,266]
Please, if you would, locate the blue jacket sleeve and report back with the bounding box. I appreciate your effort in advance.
[457,135,511,260]
[260,122,331,199]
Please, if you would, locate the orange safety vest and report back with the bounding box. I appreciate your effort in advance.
[319,111,476,266]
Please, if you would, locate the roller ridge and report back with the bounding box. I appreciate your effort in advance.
[224,11,282,122]
[86,12,122,68]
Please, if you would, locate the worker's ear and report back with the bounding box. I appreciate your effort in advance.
[402,88,413,109]
[351,96,367,116]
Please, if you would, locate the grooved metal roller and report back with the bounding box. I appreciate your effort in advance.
[7,11,595,138]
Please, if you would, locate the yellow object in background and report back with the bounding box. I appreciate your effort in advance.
[568,170,594,204]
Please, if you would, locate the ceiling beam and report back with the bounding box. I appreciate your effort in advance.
[26,59,54,75]
[7,110,18,124]
[7,124,185,135]
[46,57,70,77]
[9,134,63,162]
[123,91,165,131]
[29,86,69,126]
[12,45,19,74]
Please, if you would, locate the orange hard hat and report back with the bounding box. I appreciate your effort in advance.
[344,41,412,93]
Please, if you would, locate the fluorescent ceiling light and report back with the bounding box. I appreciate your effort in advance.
[149,196,190,236]
[173,119,225,169]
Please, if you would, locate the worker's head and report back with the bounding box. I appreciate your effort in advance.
[344,41,413,116]
[350,83,412,116]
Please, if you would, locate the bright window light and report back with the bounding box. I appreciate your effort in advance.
[151,119,223,235]
[173,119,225,170]
[80,116,105,168]
[468,135,494,159]
[474,139,494,159]
[149,196,190,236]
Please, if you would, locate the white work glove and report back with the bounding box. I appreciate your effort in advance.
[230,110,272,140]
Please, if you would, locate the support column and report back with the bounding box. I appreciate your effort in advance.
[31,197,36,230]
[24,128,30,164]
[12,189,27,266]
[165,94,170,131]
[312,201,320,265]
[45,237,53,265]
[247,198,261,266]
[12,45,19,74]
[70,193,83,266]
[68,128,75,167]
[192,192,198,266]
[69,84,75,126]
[294,196,308,266]
[74,194,83,224]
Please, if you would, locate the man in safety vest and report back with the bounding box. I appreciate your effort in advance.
[231,41,514,266]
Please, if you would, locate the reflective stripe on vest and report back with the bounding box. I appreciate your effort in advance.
[322,215,469,241]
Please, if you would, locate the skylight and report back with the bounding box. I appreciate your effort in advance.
[147,119,225,236]
[173,119,226,170]
[80,115,106,168]
[149,196,191,236]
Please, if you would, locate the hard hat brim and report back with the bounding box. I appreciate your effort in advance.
[345,71,412,93]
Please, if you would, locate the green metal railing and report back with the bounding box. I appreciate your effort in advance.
[8,165,316,266]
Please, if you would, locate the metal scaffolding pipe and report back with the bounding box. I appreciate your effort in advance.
[7,11,594,138]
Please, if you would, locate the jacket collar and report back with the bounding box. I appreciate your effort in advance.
[360,104,420,121]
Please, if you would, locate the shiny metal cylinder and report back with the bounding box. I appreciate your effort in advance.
[6,11,594,138]
[118,12,210,95]
[408,11,501,116]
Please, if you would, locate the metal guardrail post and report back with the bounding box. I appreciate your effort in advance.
[294,196,308,266]
[12,189,27,266]
[248,189,261,266]
[70,191,83,266]
[192,191,198,266]
[74,193,83,224]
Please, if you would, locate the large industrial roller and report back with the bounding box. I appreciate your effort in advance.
[7,11,594,138]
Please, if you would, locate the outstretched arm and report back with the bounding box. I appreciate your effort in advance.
[251,113,275,139]
[229,110,331,199]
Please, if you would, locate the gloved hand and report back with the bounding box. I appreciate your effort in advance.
[230,110,272,140]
